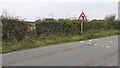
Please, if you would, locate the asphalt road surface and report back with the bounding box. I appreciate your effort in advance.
[2,35,118,66]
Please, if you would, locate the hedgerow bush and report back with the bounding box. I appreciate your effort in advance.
[1,13,118,42]
[36,18,81,36]
[1,14,27,42]
[36,15,118,36]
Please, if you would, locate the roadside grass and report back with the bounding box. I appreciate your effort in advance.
[2,30,118,54]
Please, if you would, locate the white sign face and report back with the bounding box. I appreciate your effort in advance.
[119,1,120,21]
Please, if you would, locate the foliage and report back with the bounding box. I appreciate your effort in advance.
[2,30,118,53]
[36,18,81,36]
[36,15,118,36]
[1,13,119,53]
[2,13,118,42]
[104,15,116,21]
[1,12,27,42]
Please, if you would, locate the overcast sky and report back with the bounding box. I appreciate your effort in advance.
[0,0,119,21]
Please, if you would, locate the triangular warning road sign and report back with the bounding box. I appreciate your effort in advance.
[78,11,87,22]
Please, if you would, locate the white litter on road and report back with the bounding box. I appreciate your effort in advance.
[106,46,111,48]
[89,40,92,42]
[87,43,93,45]
[94,44,97,46]
[80,41,84,43]
[110,41,113,43]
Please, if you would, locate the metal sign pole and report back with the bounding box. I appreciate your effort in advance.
[81,20,83,34]
[78,10,87,34]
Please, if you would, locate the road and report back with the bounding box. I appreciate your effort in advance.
[2,35,118,66]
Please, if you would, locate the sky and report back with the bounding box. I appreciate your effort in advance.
[0,0,119,21]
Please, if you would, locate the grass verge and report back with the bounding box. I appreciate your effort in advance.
[2,30,118,54]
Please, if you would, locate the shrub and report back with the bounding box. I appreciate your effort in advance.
[36,19,81,36]
[1,13,27,42]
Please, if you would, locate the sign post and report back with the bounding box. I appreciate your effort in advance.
[81,20,83,34]
[78,10,87,34]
